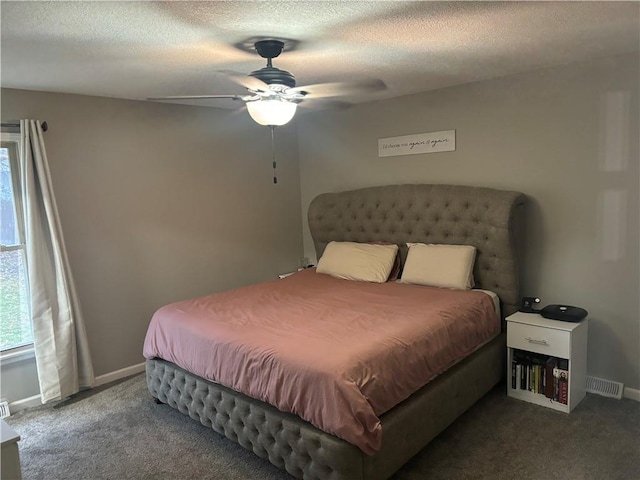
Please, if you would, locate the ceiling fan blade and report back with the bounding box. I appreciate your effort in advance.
[147,94,246,101]
[290,79,387,99]
[218,70,270,93]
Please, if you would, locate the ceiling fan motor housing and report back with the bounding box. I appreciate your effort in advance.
[250,67,296,88]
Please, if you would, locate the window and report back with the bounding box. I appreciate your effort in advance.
[0,134,32,351]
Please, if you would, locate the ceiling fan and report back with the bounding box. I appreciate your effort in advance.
[148,38,387,127]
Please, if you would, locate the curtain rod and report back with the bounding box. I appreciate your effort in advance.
[1,121,49,132]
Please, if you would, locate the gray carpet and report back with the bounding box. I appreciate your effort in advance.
[5,373,640,480]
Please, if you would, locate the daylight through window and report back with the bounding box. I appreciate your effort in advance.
[0,138,33,351]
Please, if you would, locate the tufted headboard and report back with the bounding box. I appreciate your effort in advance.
[308,184,526,317]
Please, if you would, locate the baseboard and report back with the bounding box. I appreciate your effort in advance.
[7,361,147,414]
[94,362,146,387]
[8,394,42,413]
[623,387,640,402]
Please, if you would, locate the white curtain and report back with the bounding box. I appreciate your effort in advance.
[20,119,94,403]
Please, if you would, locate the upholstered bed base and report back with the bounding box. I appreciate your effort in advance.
[146,333,504,480]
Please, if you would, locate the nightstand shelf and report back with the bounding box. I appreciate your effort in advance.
[506,312,588,413]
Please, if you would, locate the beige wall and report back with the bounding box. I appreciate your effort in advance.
[1,89,303,399]
[298,54,640,390]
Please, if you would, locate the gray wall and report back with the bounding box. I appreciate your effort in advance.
[298,53,639,390]
[1,357,39,403]
[1,88,303,401]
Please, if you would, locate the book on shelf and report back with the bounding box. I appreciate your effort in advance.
[544,357,556,399]
[558,375,569,405]
[510,349,569,405]
[553,359,569,405]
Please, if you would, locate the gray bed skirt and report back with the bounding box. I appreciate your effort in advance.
[146,332,505,480]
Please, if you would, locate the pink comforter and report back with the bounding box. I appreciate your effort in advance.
[143,269,499,454]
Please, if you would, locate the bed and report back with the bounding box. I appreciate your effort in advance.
[145,183,526,480]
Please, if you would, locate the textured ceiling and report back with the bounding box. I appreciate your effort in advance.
[1,1,639,110]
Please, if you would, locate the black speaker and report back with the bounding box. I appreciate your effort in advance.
[540,305,588,323]
[520,296,541,313]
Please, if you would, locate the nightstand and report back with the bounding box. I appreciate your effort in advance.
[506,311,588,413]
[278,272,296,279]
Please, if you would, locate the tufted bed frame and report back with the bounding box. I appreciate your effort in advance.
[146,184,526,480]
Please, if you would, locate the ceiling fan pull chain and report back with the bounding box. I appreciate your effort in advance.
[270,125,277,184]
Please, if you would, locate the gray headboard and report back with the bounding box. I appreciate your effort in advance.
[308,184,526,317]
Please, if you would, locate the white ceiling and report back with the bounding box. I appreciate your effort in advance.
[1,1,639,110]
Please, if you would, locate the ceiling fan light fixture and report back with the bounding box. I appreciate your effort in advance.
[246,98,297,126]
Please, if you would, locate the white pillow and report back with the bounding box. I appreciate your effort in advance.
[316,241,399,283]
[400,243,476,290]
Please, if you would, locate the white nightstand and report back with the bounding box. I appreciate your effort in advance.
[506,311,588,413]
[278,272,296,279]
[278,267,311,279]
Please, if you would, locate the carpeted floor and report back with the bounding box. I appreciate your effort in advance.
[5,373,640,480]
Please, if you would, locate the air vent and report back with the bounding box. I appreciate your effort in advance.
[0,400,10,418]
[586,376,623,399]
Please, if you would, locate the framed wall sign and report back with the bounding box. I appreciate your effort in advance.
[378,130,455,157]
